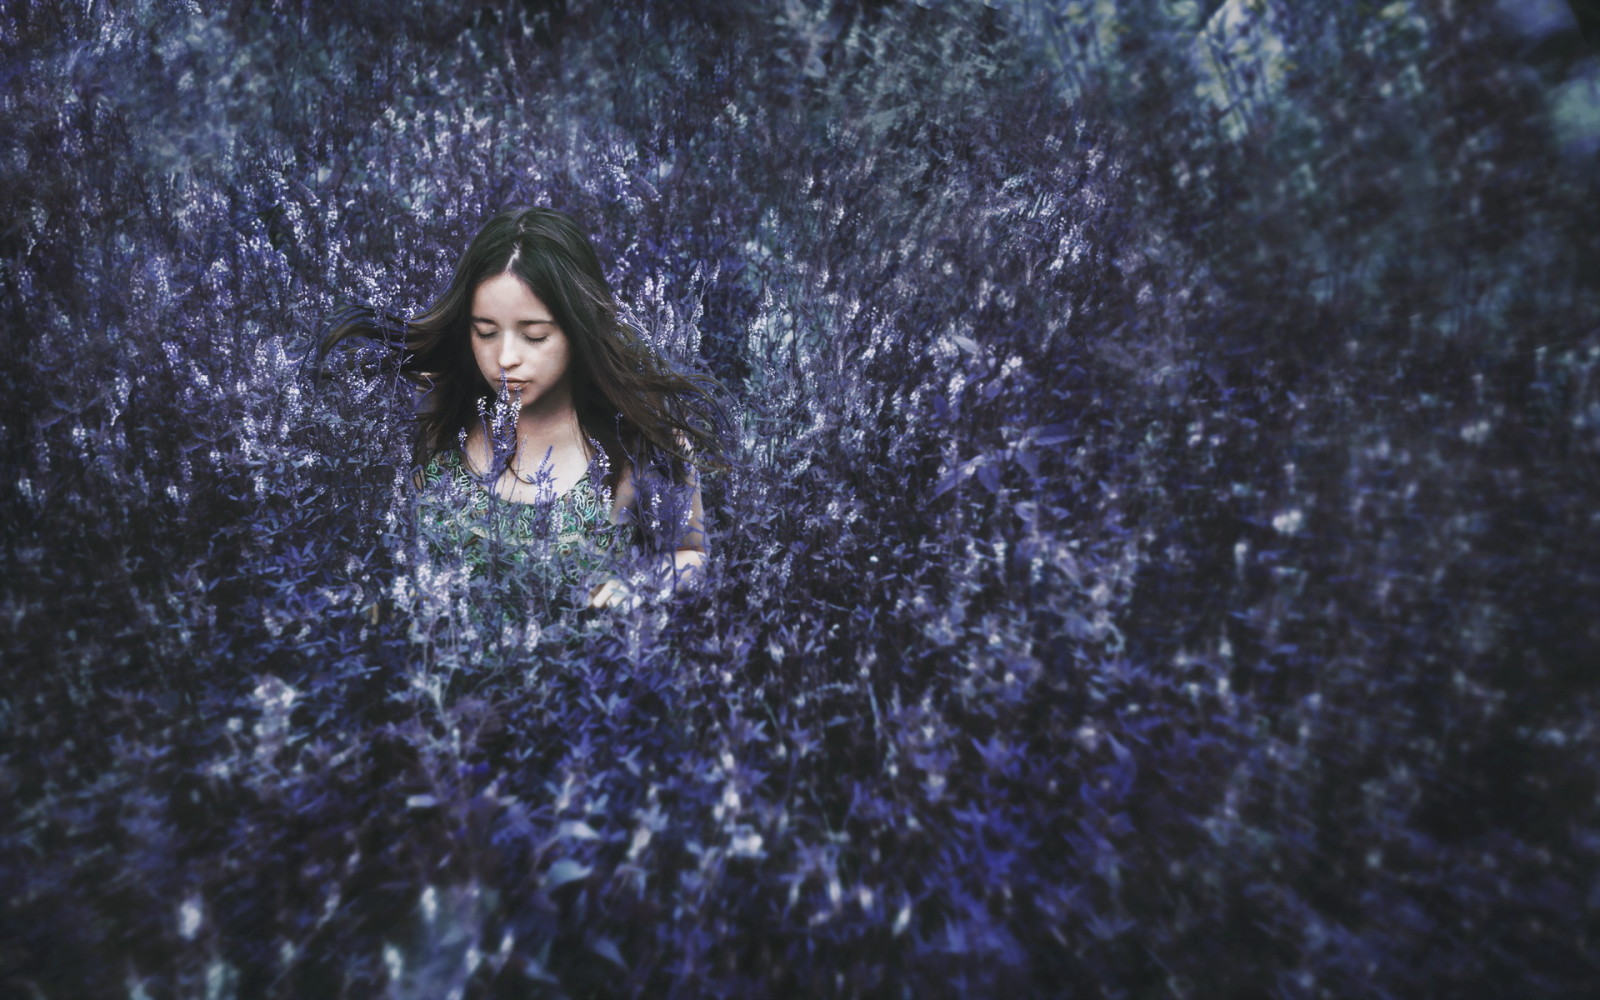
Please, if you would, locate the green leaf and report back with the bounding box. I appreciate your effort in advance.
[589,935,626,968]
[543,858,592,889]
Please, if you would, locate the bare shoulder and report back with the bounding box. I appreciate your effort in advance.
[608,457,638,523]
[459,424,490,475]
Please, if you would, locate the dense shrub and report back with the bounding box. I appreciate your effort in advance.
[3,0,1597,996]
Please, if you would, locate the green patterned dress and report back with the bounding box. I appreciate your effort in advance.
[415,449,631,602]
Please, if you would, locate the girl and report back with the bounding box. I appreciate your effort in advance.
[323,207,729,609]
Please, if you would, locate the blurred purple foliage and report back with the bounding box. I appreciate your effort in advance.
[3,0,1598,996]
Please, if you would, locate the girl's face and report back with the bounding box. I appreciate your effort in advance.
[469,272,573,412]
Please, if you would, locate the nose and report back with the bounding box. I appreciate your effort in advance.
[496,335,520,374]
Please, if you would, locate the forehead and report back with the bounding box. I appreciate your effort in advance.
[471,272,552,319]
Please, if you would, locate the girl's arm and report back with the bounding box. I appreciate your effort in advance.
[589,454,707,609]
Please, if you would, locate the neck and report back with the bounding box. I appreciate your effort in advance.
[468,382,589,472]
[514,381,578,436]
[510,383,588,471]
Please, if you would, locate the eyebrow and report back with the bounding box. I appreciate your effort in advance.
[471,316,556,326]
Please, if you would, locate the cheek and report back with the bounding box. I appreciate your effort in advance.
[472,344,500,382]
[555,346,572,373]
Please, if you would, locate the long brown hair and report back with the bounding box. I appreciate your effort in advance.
[321,207,729,490]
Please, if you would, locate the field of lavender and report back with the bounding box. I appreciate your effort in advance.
[4,1,1598,996]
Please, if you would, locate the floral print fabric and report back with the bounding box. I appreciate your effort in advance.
[415,448,630,599]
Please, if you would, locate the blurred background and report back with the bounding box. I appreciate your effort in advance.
[3,1,1597,996]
